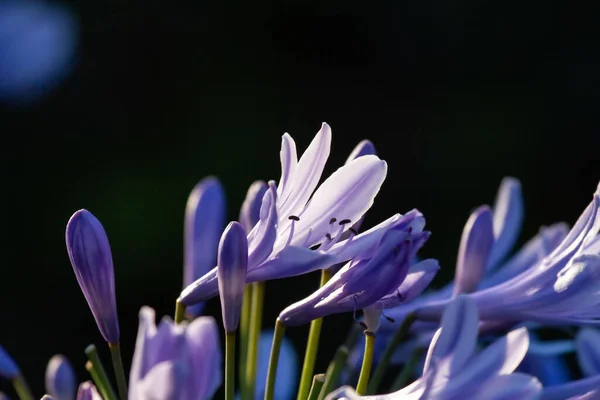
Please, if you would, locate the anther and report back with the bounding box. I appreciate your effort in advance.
[358,321,368,330]
[325,233,333,241]
[350,227,358,235]
[339,219,352,225]
[384,315,395,323]
[329,217,337,224]
[288,215,300,221]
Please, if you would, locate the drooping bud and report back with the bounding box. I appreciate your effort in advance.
[75,382,102,400]
[453,206,495,295]
[239,180,268,233]
[45,355,76,400]
[0,345,19,379]
[184,177,226,317]
[217,222,249,332]
[65,209,119,343]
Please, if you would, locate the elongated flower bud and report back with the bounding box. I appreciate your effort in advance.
[217,222,249,332]
[453,206,494,295]
[76,382,102,400]
[65,209,119,343]
[0,345,19,379]
[239,180,268,233]
[45,355,76,400]
[184,177,226,317]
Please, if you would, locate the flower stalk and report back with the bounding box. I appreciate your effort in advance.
[265,319,286,400]
[356,332,376,395]
[108,342,127,400]
[84,345,116,400]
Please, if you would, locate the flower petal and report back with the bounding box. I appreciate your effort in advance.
[186,317,222,399]
[377,259,440,308]
[466,373,542,400]
[247,182,278,269]
[345,140,376,163]
[542,375,600,400]
[488,177,524,270]
[248,246,337,283]
[277,133,298,202]
[239,180,268,233]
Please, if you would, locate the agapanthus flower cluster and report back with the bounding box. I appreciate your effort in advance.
[1,122,598,400]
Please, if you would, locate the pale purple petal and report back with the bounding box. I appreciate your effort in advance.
[542,375,600,400]
[467,373,542,400]
[377,259,440,308]
[186,317,222,399]
[239,181,268,233]
[488,177,524,270]
[576,328,600,377]
[248,246,337,282]
[423,295,478,375]
[276,133,298,203]
[247,182,278,268]
[136,362,184,400]
[345,140,376,163]
[454,206,495,295]
[75,382,102,400]
[129,307,157,392]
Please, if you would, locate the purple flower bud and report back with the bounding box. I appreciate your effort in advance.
[65,209,119,343]
[41,396,55,400]
[454,205,495,295]
[184,177,226,317]
[217,222,249,332]
[75,382,102,400]
[239,180,268,233]
[0,345,20,379]
[45,355,76,400]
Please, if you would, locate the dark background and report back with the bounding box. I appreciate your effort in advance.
[1,0,599,397]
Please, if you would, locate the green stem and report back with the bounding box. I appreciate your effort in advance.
[85,345,117,400]
[356,333,375,395]
[307,374,325,400]
[239,284,253,400]
[390,347,424,391]
[265,319,286,400]
[297,269,332,400]
[12,374,34,400]
[109,342,128,400]
[225,332,236,400]
[85,361,103,393]
[318,346,349,400]
[245,281,265,399]
[175,300,187,324]
[367,313,416,394]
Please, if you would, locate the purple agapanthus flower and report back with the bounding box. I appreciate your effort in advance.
[326,296,541,400]
[75,382,102,400]
[45,354,76,400]
[417,182,600,325]
[183,177,226,317]
[278,210,437,327]
[65,209,120,343]
[541,328,600,400]
[128,307,222,400]
[180,123,394,307]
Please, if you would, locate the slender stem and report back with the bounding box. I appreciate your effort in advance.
[85,361,103,393]
[297,269,332,400]
[390,347,424,391]
[225,332,236,400]
[367,313,416,394]
[356,333,375,395]
[265,319,286,400]
[245,281,265,399]
[109,342,128,400]
[85,345,117,400]
[175,300,187,324]
[239,284,253,400]
[12,374,34,400]
[307,374,325,400]
[318,346,350,400]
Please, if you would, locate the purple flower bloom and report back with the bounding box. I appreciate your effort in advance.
[45,354,76,400]
[278,210,437,327]
[180,123,392,306]
[217,222,248,332]
[326,296,541,400]
[239,181,268,233]
[75,382,102,400]
[128,307,222,400]
[0,0,78,104]
[66,209,119,343]
[184,177,226,317]
[0,345,19,379]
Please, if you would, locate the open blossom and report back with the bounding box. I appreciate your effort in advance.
[183,177,226,317]
[416,182,600,325]
[66,209,120,343]
[326,296,541,400]
[128,307,222,400]
[180,123,393,307]
[278,210,438,327]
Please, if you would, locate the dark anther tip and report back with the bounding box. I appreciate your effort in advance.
[349,227,358,235]
[288,215,300,221]
[384,316,395,323]
[358,321,368,329]
[393,247,399,257]
[364,330,376,337]
[339,219,352,225]
[407,226,413,233]
[329,217,337,224]
[325,233,333,241]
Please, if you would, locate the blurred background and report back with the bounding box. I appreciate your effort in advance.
[1,0,599,396]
